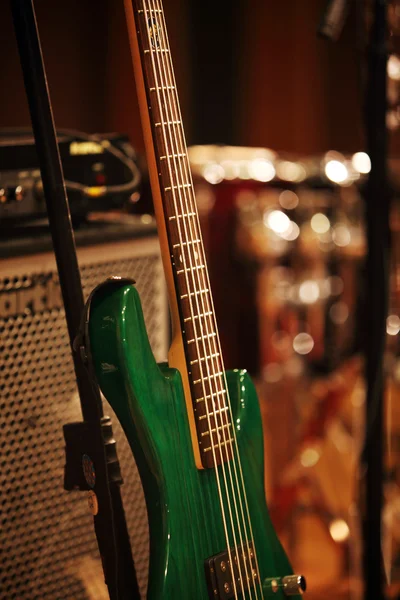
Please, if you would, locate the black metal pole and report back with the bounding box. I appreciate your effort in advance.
[9,0,96,423]
[10,1,140,598]
[362,1,389,598]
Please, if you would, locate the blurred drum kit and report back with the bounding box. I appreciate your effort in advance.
[187,143,400,598]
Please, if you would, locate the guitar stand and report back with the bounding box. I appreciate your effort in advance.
[10,1,140,598]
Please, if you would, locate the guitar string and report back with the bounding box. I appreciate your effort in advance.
[139,2,242,597]
[142,3,264,597]
[145,1,255,596]
[141,3,246,595]
[149,2,261,597]
[139,7,243,597]
[153,3,264,595]
[148,7,259,600]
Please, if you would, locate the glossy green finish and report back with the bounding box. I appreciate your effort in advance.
[88,282,301,599]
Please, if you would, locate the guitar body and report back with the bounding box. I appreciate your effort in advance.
[88,280,296,599]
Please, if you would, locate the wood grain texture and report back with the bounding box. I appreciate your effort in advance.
[88,280,300,599]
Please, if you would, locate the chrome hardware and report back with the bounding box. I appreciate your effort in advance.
[205,543,256,599]
[263,574,306,596]
[271,579,279,593]
[282,575,307,595]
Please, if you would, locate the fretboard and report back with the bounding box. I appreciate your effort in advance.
[131,0,233,468]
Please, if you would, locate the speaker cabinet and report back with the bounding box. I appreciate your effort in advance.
[0,224,168,599]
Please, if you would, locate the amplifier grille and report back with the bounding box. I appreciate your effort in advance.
[0,239,167,599]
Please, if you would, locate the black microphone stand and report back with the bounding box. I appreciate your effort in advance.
[319,1,389,597]
[10,1,140,598]
[362,1,389,598]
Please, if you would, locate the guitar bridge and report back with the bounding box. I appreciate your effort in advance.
[204,543,257,599]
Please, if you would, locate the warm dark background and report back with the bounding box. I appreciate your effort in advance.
[1,5,394,598]
[0,0,369,157]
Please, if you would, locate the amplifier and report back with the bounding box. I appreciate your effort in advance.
[0,221,168,599]
[0,130,141,224]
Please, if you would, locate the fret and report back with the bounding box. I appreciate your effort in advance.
[176,265,205,275]
[199,407,229,421]
[193,371,223,385]
[155,120,181,127]
[150,85,176,92]
[138,8,163,13]
[173,239,200,248]
[203,438,234,453]
[196,389,226,404]
[184,311,213,322]
[166,184,192,192]
[160,153,186,160]
[190,353,220,366]
[168,212,196,221]
[201,423,232,438]
[181,289,209,301]
[186,330,214,343]
[144,48,170,54]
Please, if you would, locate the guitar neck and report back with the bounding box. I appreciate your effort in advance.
[125,0,232,468]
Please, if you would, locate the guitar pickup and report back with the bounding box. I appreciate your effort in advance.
[204,543,257,599]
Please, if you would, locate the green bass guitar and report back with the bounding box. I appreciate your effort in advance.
[87,0,307,598]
